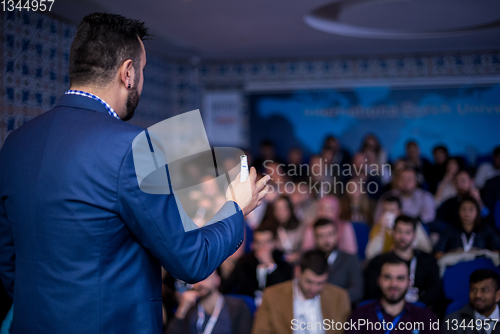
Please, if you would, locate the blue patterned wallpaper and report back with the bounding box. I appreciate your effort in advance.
[1,11,499,146]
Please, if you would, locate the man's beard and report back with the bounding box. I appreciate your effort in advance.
[472,299,497,315]
[123,87,140,121]
[383,288,407,305]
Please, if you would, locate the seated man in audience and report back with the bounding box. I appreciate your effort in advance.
[166,271,252,334]
[252,250,351,334]
[375,167,436,225]
[436,169,485,228]
[219,225,293,306]
[364,215,441,307]
[313,218,364,305]
[444,269,500,334]
[366,196,432,259]
[475,146,500,190]
[347,254,439,334]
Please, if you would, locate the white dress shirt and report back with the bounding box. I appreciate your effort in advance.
[474,304,499,334]
[292,279,325,334]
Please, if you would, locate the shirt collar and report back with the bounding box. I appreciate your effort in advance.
[474,304,500,321]
[65,90,120,120]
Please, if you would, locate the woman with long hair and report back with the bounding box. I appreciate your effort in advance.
[434,196,500,259]
[261,195,304,263]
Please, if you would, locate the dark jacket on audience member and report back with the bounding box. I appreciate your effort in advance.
[165,295,252,334]
[434,224,500,254]
[325,250,364,304]
[482,175,500,213]
[345,300,440,334]
[219,250,293,298]
[443,303,500,334]
[364,250,441,307]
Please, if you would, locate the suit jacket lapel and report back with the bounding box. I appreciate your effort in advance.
[281,282,295,333]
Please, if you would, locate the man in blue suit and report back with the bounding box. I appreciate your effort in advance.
[0,13,269,333]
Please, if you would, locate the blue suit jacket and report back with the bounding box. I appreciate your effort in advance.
[0,94,244,333]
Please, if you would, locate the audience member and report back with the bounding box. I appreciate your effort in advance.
[444,269,500,334]
[364,215,441,307]
[219,225,292,306]
[427,145,449,194]
[346,254,440,334]
[350,153,383,199]
[404,140,432,188]
[475,146,500,190]
[339,177,376,226]
[360,133,388,168]
[254,140,279,174]
[323,135,352,166]
[263,195,305,263]
[436,169,484,227]
[302,195,358,255]
[252,250,351,334]
[434,196,500,259]
[166,271,252,334]
[290,181,318,228]
[367,196,432,259]
[375,167,436,224]
[435,158,462,206]
[482,174,500,218]
[313,218,364,304]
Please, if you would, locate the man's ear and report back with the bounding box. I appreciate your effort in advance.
[119,59,134,88]
[495,289,500,303]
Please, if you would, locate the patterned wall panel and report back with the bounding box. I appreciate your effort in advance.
[1,11,499,147]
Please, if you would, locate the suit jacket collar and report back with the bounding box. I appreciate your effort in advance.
[56,93,112,117]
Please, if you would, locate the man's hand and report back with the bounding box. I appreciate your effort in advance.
[255,248,274,266]
[175,290,199,319]
[225,167,270,217]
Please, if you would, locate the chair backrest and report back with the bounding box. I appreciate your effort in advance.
[494,199,500,232]
[352,222,370,260]
[442,257,500,315]
[226,294,257,317]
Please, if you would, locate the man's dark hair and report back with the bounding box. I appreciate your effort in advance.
[313,218,337,231]
[299,250,328,276]
[470,269,500,291]
[405,140,418,149]
[69,13,149,87]
[493,146,500,157]
[454,168,472,179]
[379,253,408,277]
[384,196,402,209]
[433,145,448,156]
[394,215,418,231]
[253,223,277,240]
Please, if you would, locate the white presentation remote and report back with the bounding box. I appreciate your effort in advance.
[240,155,249,182]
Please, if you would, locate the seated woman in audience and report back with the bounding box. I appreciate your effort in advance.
[340,176,376,227]
[263,195,305,263]
[302,194,358,255]
[434,157,461,206]
[360,134,391,186]
[434,196,500,259]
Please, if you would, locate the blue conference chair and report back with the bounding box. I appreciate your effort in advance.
[226,294,257,317]
[442,257,500,315]
[494,199,500,232]
[352,222,370,261]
